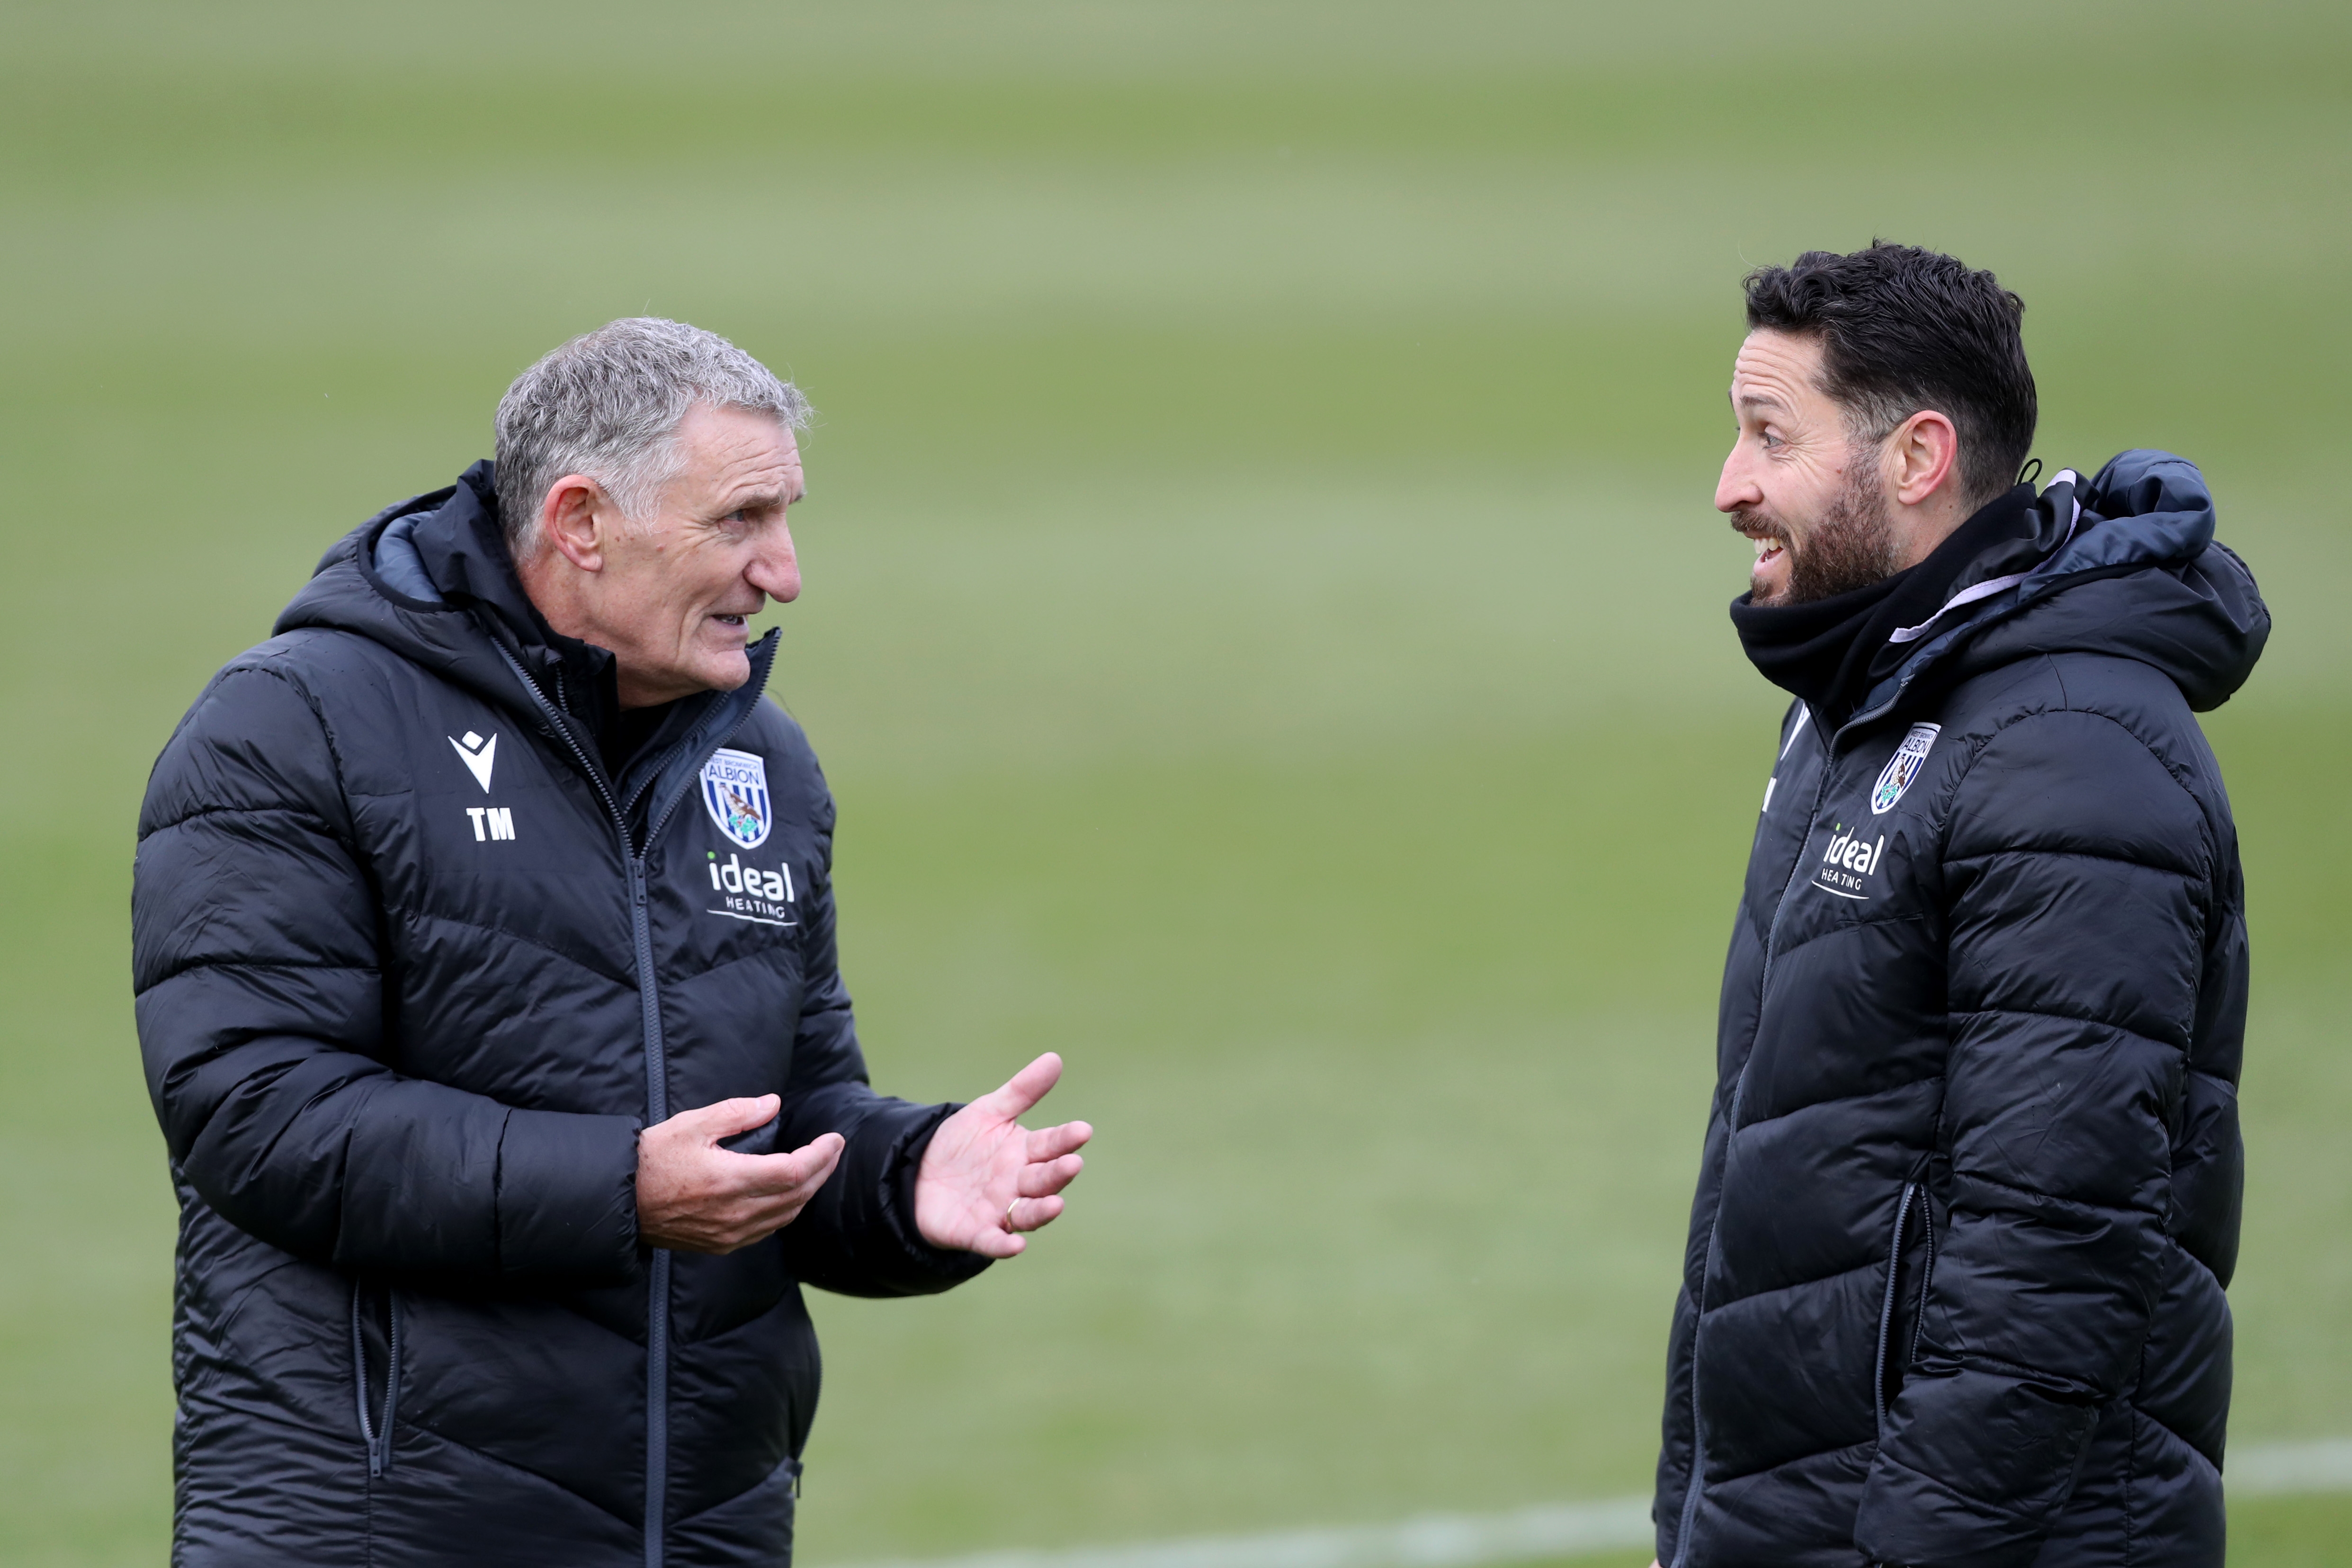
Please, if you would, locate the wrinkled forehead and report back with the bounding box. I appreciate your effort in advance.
[670,404,805,507]
[1729,329,1830,417]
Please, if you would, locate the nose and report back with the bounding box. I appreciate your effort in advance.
[1716,440,1762,515]
[748,520,800,605]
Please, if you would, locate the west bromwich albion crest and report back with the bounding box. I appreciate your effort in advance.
[700,748,772,849]
[1869,722,1942,815]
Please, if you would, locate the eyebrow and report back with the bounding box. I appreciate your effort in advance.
[719,483,805,513]
[1731,387,1788,412]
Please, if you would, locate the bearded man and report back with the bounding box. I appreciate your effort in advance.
[1650,245,2267,1567]
[133,319,1092,1566]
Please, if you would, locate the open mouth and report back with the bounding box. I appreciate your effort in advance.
[1751,534,1786,572]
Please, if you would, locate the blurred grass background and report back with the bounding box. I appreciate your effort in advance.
[2,2,2348,1563]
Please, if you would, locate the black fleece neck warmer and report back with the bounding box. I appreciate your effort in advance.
[1730,484,2037,729]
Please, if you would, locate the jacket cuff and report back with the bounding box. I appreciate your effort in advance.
[878,1102,995,1290]
[495,1108,643,1280]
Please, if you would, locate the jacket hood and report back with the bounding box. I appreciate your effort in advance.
[275,463,778,748]
[276,464,548,719]
[1857,449,2269,723]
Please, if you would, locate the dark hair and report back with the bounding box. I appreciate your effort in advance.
[1744,242,2036,506]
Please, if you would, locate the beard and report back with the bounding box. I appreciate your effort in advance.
[1734,462,1898,607]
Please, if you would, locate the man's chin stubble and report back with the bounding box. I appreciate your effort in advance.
[1780,476,1899,606]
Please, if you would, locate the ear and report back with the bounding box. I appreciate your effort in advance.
[539,475,613,573]
[1889,411,1960,507]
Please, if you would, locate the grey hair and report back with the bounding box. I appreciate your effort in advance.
[493,317,811,549]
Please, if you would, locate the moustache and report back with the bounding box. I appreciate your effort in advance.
[1728,508,1782,541]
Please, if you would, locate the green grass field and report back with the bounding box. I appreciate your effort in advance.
[2,3,2348,1562]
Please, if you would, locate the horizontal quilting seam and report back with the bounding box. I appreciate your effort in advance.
[2129,1401,2222,1470]
[367,1407,641,1528]
[2151,1235,2224,1295]
[671,1450,800,1527]
[143,808,343,832]
[1708,1435,1874,1487]
[1703,1256,1878,1315]
[1912,1346,2104,1397]
[1943,846,2199,878]
[392,1292,656,1526]
[1732,1075,1944,1134]
[388,903,630,987]
[1858,1447,2037,1518]
[1948,1006,2189,1053]
[141,801,350,841]
[342,783,423,800]
[1969,705,2210,814]
[1763,909,1931,967]
[666,1281,804,1350]
[136,958,378,996]
[1949,1166,2165,1225]
[676,942,803,985]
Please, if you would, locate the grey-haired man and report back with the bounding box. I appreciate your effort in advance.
[134,319,1091,1566]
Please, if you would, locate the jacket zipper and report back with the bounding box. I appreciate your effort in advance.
[490,647,671,1562]
[1685,508,2057,1558]
[1873,1182,1938,1438]
[1873,1183,1914,1440]
[629,854,671,1567]
[350,1281,403,1478]
[490,642,768,1568]
[1671,708,1833,1568]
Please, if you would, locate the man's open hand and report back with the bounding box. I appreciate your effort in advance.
[915,1052,1091,1258]
[637,1095,843,1254]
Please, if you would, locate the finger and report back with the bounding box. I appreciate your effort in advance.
[1006,1194,1064,1233]
[737,1132,844,1195]
[982,1052,1063,1120]
[962,1227,1026,1260]
[1023,1120,1092,1163]
[1018,1153,1084,1199]
[669,1094,781,1141]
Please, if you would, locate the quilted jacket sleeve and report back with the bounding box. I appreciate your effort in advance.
[1855,708,2216,1568]
[133,660,642,1281]
[770,771,992,1298]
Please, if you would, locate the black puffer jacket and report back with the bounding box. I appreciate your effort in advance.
[133,466,985,1567]
[1653,452,2267,1568]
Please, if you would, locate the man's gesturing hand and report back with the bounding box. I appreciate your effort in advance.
[637,1095,843,1254]
[915,1052,1091,1258]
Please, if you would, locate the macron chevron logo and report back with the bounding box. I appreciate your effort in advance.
[448,731,498,792]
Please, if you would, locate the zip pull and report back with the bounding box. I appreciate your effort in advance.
[1907,1195,1939,1370]
[350,1283,403,1478]
[378,1291,403,1476]
[1872,1183,1919,1437]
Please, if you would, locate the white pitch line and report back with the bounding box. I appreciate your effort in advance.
[2228,1436,2352,1497]
[832,1498,1655,1568]
[831,1437,2352,1568]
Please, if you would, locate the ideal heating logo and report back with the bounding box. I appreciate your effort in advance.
[706,851,797,928]
[1814,822,1886,901]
